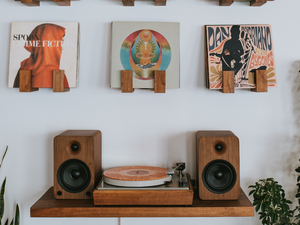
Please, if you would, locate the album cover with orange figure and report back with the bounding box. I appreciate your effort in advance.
[8,22,80,88]
[205,24,277,89]
[110,21,180,89]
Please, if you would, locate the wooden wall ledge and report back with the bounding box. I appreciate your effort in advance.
[16,0,76,6]
[30,187,254,217]
[122,0,166,6]
[210,0,274,6]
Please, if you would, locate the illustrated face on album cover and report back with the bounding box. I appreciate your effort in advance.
[8,22,80,88]
[206,25,277,89]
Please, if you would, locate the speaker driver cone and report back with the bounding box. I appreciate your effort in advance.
[202,159,236,194]
[57,159,91,193]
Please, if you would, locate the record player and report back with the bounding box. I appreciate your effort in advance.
[93,162,194,205]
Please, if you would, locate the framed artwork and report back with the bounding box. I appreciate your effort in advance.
[8,22,80,89]
[205,24,276,89]
[110,21,180,89]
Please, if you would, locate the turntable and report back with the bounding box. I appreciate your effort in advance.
[93,163,194,205]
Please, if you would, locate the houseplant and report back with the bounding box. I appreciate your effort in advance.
[248,163,300,225]
[0,146,20,225]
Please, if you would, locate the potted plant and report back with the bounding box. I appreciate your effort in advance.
[248,163,300,225]
[0,146,20,225]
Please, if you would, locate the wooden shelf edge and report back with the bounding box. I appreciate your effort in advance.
[30,187,254,217]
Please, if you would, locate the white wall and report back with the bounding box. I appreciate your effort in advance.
[0,0,298,224]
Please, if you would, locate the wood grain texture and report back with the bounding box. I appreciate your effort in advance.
[196,131,240,200]
[219,0,234,6]
[53,130,102,199]
[93,174,193,205]
[251,70,268,92]
[19,70,39,92]
[20,0,40,6]
[155,0,166,6]
[53,70,70,92]
[250,0,267,6]
[53,0,71,6]
[154,71,166,93]
[122,0,134,6]
[209,0,272,6]
[31,186,253,217]
[221,71,235,93]
[121,70,134,93]
[204,26,210,89]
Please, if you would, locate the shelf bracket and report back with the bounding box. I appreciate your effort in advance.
[53,0,71,6]
[122,0,166,6]
[221,71,235,93]
[250,0,267,6]
[251,70,268,92]
[219,0,234,6]
[19,70,39,92]
[154,71,166,93]
[20,0,40,6]
[53,70,70,92]
[121,70,134,93]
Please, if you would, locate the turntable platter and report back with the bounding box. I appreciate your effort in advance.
[103,166,172,187]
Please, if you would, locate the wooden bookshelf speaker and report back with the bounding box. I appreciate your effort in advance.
[54,130,102,199]
[196,131,240,200]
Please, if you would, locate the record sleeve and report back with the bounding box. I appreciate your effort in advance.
[8,22,80,88]
[205,24,276,89]
[110,21,180,89]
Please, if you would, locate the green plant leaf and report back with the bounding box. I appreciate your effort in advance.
[255,202,261,212]
[14,204,19,225]
[249,190,255,196]
[0,178,6,221]
[253,200,261,206]
[0,146,8,169]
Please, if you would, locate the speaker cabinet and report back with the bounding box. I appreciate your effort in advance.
[196,131,239,200]
[54,130,102,199]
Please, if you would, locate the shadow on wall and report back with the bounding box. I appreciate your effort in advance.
[283,60,300,202]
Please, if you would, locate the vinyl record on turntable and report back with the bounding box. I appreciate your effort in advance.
[103,166,172,187]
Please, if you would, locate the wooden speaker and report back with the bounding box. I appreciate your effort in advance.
[54,130,102,199]
[196,131,239,200]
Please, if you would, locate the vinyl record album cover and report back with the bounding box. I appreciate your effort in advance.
[205,24,276,89]
[8,22,80,88]
[110,21,180,89]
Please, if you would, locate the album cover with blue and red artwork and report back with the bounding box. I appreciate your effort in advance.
[205,25,277,89]
[110,22,180,89]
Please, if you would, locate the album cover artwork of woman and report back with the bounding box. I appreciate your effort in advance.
[13,23,69,88]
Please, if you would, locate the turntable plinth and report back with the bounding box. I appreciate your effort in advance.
[93,173,194,205]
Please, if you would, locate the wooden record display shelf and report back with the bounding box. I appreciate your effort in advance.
[30,187,254,217]
[16,0,76,7]
[210,0,274,6]
[122,0,166,6]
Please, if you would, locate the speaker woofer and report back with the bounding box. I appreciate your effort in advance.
[202,159,236,194]
[57,159,91,193]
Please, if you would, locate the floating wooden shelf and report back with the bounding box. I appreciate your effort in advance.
[30,187,254,217]
[16,0,76,6]
[211,0,273,6]
[122,0,166,6]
